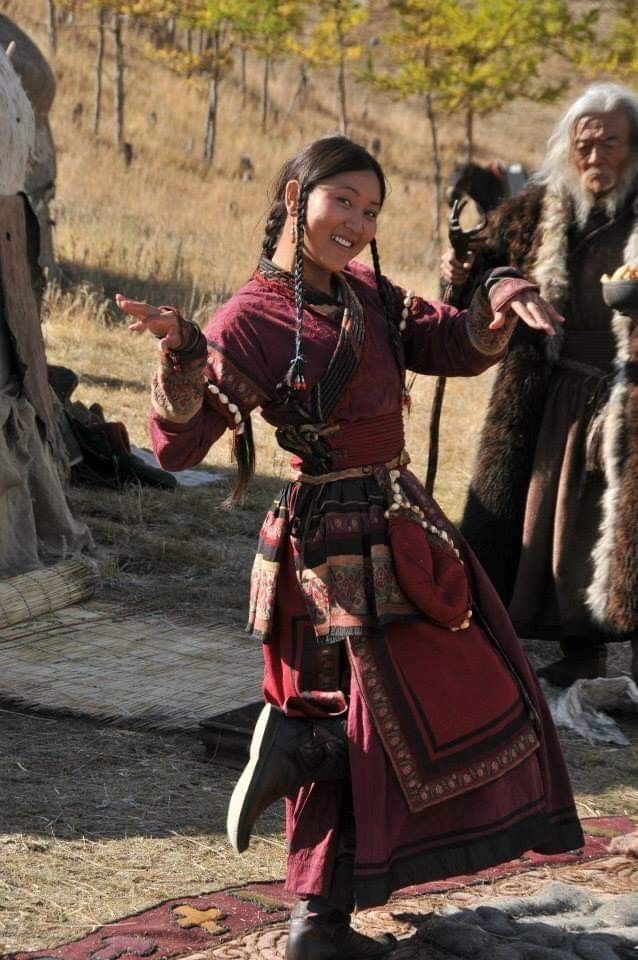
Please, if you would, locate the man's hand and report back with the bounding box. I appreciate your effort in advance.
[440,248,475,286]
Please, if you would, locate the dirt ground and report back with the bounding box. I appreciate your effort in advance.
[0,702,636,953]
[1,554,637,954]
[0,482,637,955]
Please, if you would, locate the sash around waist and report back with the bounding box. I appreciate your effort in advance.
[292,411,405,474]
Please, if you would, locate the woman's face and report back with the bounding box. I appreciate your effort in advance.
[291,169,383,285]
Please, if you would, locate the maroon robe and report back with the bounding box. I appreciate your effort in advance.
[150,261,583,909]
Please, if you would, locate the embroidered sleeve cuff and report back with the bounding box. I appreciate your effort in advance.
[465,286,515,355]
[487,275,540,313]
[151,345,207,422]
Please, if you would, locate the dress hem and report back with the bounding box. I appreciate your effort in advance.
[351,809,584,909]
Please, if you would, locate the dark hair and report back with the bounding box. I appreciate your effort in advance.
[262,135,387,259]
[262,135,390,393]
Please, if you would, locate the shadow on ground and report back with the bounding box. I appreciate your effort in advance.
[57,259,230,320]
[0,710,282,842]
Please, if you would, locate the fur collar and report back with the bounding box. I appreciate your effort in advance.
[530,187,638,362]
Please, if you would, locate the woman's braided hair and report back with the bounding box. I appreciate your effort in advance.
[370,236,405,389]
[262,135,396,397]
[262,199,286,259]
[288,181,309,389]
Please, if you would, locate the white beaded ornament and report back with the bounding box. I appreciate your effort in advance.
[384,467,471,630]
[207,381,245,434]
[399,290,415,333]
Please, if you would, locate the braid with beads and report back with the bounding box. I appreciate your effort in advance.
[284,181,309,392]
[370,237,406,393]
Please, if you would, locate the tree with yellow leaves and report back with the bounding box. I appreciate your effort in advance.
[138,0,240,164]
[372,0,596,247]
[236,0,304,132]
[583,0,638,85]
[298,0,368,135]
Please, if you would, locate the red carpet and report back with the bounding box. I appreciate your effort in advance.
[5,817,636,960]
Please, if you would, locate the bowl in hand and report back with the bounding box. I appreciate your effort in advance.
[601,279,638,313]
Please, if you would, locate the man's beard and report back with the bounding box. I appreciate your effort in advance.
[561,157,638,227]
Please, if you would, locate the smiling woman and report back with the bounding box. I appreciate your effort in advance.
[117,135,583,960]
[278,171,382,290]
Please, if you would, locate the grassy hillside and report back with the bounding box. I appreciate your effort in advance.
[8,0,574,517]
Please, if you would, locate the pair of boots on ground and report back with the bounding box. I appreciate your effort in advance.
[537,636,638,687]
[226,702,396,959]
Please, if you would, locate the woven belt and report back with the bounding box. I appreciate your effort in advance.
[295,449,410,484]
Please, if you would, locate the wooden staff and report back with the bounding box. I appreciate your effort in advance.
[425,200,485,496]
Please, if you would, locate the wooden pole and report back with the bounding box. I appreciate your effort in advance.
[112,12,125,149]
[93,7,105,138]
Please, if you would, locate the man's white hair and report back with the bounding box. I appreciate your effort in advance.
[533,82,638,224]
[0,44,35,194]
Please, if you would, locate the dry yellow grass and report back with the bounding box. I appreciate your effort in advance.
[0,0,635,953]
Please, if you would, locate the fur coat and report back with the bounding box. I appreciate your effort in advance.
[460,182,638,638]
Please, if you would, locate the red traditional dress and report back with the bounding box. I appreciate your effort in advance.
[150,259,583,909]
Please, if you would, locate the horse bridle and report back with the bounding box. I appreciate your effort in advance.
[425,199,488,496]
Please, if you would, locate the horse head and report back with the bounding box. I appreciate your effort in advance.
[446,160,527,215]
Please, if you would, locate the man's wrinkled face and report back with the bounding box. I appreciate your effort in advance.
[570,110,632,197]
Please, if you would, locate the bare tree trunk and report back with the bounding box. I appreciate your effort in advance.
[186,27,193,52]
[46,0,57,53]
[337,50,348,135]
[425,92,442,254]
[203,33,220,165]
[465,106,474,162]
[241,46,247,110]
[93,7,105,138]
[203,74,218,164]
[286,61,308,118]
[261,54,270,133]
[336,20,348,136]
[112,12,125,149]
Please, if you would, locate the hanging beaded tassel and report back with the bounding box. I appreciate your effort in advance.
[285,182,309,392]
[401,290,415,413]
[207,379,255,502]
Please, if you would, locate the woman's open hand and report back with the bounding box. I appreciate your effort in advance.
[116,294,183,350]
[490,288,564,336]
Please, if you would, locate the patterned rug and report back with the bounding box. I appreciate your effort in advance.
[5,818,637,960]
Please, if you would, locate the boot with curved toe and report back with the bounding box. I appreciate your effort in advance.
[226,703,348,853]
[285,898,396,960]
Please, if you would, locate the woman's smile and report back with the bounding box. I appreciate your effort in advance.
[300,168,382,291]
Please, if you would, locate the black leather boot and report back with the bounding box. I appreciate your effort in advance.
[227,703,348,853]
[285,898,396,960]
[537,637,607,688]
[631,638,638,685]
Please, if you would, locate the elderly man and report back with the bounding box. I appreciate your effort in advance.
[443,82,638,686]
